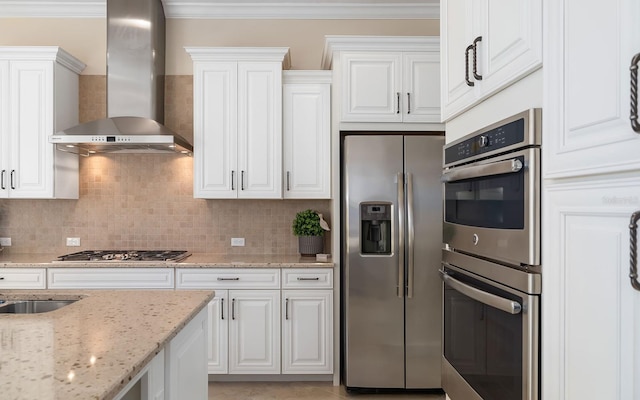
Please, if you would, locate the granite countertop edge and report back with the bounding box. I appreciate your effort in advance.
[0,253,335,268]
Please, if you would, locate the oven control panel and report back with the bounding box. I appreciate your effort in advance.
[443,108,541,167]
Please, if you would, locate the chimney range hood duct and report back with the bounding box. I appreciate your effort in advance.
[49,0,193,156]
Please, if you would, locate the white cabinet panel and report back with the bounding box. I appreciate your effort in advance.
[47,268,174,289]
[0,48,84,199]
[341,53,402,122]
[0,268,46,289]
[176,268,280,290]
[281,268,333,289]
[341,49,440,123]
[283,72,331,199]
[544,178,640,400]
[188,48,288,199]
[166,307,208,400]
[228,289,281,374]
[282,290,333,374]
[544,0,640,178]
[440,0,542,121]
[206,290,229,374]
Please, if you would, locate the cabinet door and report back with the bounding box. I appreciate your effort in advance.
[207,290,229,374]
[8,60,54,198]
[228,289,281,374]
[440,0,478,120]
[478,0,542,101]
[282,290,333,374]
[166,307,208,400]
[237,62,282,199]
[341,53,402,122]
[193,62,238,198]
[402,53,441,123]
[0,61,8,198]
[282,82,331,199]
[544,178,640,400]
[544,0,640,178]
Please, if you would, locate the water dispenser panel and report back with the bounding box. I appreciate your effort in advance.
[361,203,392,255]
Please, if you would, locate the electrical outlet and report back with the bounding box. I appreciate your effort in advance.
[66,237,81,247]
[231,237,245,247]
[0,237,11,246]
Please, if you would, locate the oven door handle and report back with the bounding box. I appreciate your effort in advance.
[440,269,522,314]
[442,158,523,182]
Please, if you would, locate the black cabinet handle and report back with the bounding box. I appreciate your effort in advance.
[221,298,225,320]
[286,171,291,191]
[10,170,15,190]
[630,52,640,133]
[231,171,235,191]
[407,93,411,114]
[285,298,289,320]
[1,170,5,190]
[472,36,483,81]
[465,44,474,87]
[396,92,400,114]
[231,298,236,320]
[629,210,640,291]
[241,171,245,190]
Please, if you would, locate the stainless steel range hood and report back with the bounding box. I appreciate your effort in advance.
[49,0,193,156]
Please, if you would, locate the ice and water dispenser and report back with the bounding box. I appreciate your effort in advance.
[360,203,392,255]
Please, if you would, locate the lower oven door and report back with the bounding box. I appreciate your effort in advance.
[441,264,539,400]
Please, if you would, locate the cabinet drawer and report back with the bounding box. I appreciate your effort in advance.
[176,269,280,289]
[282,268,333,289]
[47,268,174,289]
[0,268,46,289]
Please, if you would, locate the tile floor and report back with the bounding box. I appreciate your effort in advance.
[208,382,445,400]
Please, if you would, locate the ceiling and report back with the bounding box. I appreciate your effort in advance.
[0,0,439,19]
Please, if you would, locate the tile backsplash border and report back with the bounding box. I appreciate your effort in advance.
[0,75,331,255]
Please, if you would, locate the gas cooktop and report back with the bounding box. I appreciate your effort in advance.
[54,250,191,263]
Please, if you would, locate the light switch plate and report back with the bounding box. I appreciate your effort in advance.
[0,237,11,246]
[231,238,245,247]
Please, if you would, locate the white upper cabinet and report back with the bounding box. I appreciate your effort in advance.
[187,47,290,199]
[323,36,440,125]
[0,47,85,199]
[282,71,331,199]
[440,0,542,121]
[544,0,640,178]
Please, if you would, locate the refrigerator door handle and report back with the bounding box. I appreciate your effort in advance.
[397,172,405,298]
[407,172,414,298]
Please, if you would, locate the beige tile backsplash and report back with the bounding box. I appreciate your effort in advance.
[0,75,331,255]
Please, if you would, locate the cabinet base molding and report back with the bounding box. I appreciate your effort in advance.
[208,374,333,383]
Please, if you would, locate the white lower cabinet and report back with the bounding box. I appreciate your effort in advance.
[166,307,209,400]
[228,289,281,374]
[282,290,333,374]
[47,268,174,289]
[0,268,46,289]
[176,267,334,377]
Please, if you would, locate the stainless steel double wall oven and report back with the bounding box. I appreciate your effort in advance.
[440,109,542,400]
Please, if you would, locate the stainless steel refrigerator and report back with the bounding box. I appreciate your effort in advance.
[342,134,443,390]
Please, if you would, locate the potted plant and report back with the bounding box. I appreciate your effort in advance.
[292,209,329,256]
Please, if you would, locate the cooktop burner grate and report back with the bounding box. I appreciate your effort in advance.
[54,250,191,262]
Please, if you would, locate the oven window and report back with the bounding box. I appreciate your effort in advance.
[444,156,525,229]
[444,270,523,400]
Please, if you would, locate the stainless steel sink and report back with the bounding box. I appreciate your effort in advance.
[0,300,77,314]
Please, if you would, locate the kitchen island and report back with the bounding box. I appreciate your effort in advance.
[0,289,214,400]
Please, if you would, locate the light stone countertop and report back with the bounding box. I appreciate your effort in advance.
[0,289,215,400]
[0,253,334,268]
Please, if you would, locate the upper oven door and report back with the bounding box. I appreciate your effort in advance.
[442,147,540,266]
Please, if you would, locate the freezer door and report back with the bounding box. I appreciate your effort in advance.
[404,135,444,389]
[344,135,405,388]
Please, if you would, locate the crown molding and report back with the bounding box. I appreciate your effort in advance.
[0,0,438,19]
[185,47,291,69]
[0,46,87,72]
[321,35,440,69]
